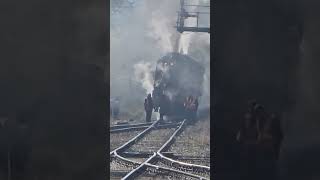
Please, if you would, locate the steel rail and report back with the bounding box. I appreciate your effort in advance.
[157,152,210,171]
[111,119,210,179]
[157,120,210,176]
[156,121,210,172]
[114,151,140,166]
[156,120,186,154]
[114,153,209,180]
[144,163,209,180]
[111,121,178,130]
[121,153,157,179]
[110,126,149,133]
[121,120,209,180]
[111,122,180,133]
[110,119,160,155]
[110,122,153,130]
[154,122,181,129]
[110,120,159,176]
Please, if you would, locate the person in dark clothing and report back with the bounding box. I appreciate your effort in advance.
[184,96,191,120]
[144,94,153,122]
[237,112,259,180]
[193,98,199,120]
[194,98,199,110]
[159,93,169,121]
[247,99,257,114]
[237,113,258,144]
[183,96,198,123]
[254,104,268,135]
[256,116,276,180]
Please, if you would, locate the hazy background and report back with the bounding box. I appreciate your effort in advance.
[110,0,210,120]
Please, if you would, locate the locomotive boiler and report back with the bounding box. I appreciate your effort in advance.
[152,52,205,120]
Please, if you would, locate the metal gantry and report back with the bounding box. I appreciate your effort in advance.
[176,0,210,33]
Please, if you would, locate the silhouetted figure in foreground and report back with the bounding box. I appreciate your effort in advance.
[237,112,259,180]
[257,117,276,180]
[144,94,153,122]
[247,99,257,114]
[237,101,282,180]
[254,104,268,134]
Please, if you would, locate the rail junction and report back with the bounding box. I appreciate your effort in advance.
[110,119,211,179]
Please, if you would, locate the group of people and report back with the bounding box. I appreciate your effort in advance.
[236,100,283,179]
[144,94,199,122]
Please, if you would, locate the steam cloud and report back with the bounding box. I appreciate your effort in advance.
[133,62,154,94]
[111,0,210,114]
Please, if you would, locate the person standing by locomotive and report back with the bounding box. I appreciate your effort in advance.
[144,94,153,122]
[189,96,197,121]
[193,97,199,120]
[184,96,191,120]
[159,92,170,122]
[184,96,198,121]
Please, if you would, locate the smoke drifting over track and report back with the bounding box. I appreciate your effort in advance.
[111,0,210,114]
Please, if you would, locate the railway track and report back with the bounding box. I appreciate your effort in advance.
[161,119,211,168]
[110,119,211,179]
[110,129,146,152]
[126,128,176,153]
[110,122,179,133]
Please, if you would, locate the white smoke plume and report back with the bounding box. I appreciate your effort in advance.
[133,62,154,94]
[110,0,210,117]
[179,33,193,54]
[147,10,174,53]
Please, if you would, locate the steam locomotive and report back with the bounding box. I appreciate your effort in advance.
[152,52,205,121]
